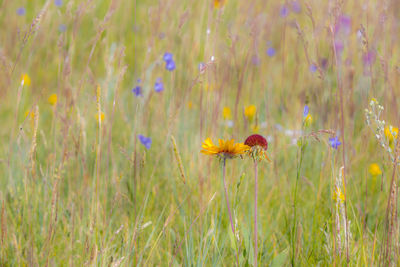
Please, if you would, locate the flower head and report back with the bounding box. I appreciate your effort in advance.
[309,64,317,73]
[48,94,57,106]
[132,85,142,97]
[244,134,270,161]
[333,187,345,203]
[266,47,276,57]
[163,52,173,61]
[138,135,152,149]
[95,112,105,123]
[369,163,382,176]
[163,52,176,71]
[245,134,268,150]
[58,24,67,32]
[280,5,289,17]
[222,107,232,120]
[21,73,31,86]
[329,136,342,149]
[214,0,227,9]
[17,7,26,16]
[54,0,63,7]
[244,105,256,121]
[291,1,301,13]
[304,114,313,126]
[166,60,176,71]
[154,78,164,92]
[384,126,398,142]
[303,105,309,117]
[201,138,249,159]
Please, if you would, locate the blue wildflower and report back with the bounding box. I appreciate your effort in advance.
[280,5,289,17]
[309,64,317,73]
[303,105,309,117]
[54,0,63,7]
[58,24,67,32]
[267,47,276,57]
[165,59,176,71]
[17,7,26,16]
[198,62,206,72]
[154,78,164,92]
[329,136,342,149]
[138,135,152,149]
[163,52,173,62]
[132,85,142,97]
[291,1,301,13]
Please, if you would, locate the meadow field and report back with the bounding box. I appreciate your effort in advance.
[1,0,400,266]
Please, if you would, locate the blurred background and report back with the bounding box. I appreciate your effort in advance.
[0,0,400,265]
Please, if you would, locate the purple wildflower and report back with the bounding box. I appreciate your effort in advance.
[58,24,67,32]
[163,52,173,62]
[17,7,26,16]
[54,0,63,7]
[267,47,276,57]
[132,85,142,97]
[335,15,351,36]
[309,64,317,73]
[329,136,342,149]
[138,135,152,149]
[291,1,301,13]
[154,78,164,92]
[165,59,176,71]
[280,5,289,17]
[303,105,309,117]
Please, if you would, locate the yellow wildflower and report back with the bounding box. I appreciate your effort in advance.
[333,187,345,203]
[187,101,193,109]
[369,163,382,176]
[48,94,58,106]
[214,0,227,8]
[304,114,313,126]
[21,73,31,86]
[201,138,249,158]
[244,105,256,122]
[95,112,105,123]
[384,126,398,142]
[222,107,232,120]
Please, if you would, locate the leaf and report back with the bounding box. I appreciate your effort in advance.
[270,249,288,267]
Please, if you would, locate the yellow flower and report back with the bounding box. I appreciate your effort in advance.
[214,0,227,8]
[25,110,35,119]
[187,101,193,109]
[369,163,382,176]
[244,105,256,121]
[304,114,313,126]
[95,112,105,122]
[21,73,31,86]
[48,94,58,106]
[333,187,345,203]
[222,107,231,120]
[384,126,398,142]
[201,138,250,158]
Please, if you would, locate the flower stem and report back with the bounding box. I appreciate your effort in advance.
[254,160,258,267]
[222,158,239,267]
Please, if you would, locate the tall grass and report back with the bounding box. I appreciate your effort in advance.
[1,0,400,265]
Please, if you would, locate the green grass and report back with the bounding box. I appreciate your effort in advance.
[0,0,400,265]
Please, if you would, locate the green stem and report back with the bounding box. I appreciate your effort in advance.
[222,158,239,267]
[292,138,305,267]
[254,160,258,267]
